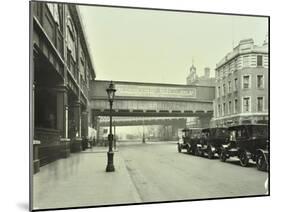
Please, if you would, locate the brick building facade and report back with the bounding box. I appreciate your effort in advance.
[212,38,268,127]
[31,2,96,169]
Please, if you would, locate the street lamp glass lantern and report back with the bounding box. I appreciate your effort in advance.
[106,81,116,102]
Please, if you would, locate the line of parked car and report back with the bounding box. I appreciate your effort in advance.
[177,124,269,171]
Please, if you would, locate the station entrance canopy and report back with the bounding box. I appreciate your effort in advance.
[89,80,215,118]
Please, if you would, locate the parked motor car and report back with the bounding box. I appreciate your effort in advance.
[196,127,229,159]
[220,124,269,171]
[177,128,202,154]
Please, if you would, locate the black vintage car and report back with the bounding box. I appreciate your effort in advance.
[220,124,269,171]
[196,127,229,159]
[177,128,202,154]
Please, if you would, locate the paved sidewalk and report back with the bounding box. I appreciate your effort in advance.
[83,146,119,153]
[32,147,141,210]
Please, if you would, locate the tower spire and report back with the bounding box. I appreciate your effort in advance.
[190,57,196,74]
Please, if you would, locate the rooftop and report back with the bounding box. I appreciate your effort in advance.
[216,38,268,69]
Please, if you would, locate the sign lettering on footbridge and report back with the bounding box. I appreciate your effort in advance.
[90,80,215,117]
[115,84,196,99]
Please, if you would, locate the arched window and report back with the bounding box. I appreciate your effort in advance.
[67,17,77,60]
[80,50,86,80]
[46,3,60,26]
[67,18,75,40]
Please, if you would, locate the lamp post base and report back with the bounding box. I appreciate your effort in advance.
[106,151,115,172]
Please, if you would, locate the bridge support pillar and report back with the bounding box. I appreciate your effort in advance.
[171,125,178,141]
[96,117,100,146]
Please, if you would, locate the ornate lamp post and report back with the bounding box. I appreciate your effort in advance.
[106,81,116,172]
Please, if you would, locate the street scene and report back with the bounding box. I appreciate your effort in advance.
[33,142,267,209]
[31,1,269,211]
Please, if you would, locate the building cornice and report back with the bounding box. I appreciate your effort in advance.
[216,50,268,70]
[213,112,268,121]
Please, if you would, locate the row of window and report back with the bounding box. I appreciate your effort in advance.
[217,96,265,117]
[242,55,264,67]
[216,55,265,78]
[46,3,90,84]
[217,78,238,97]
[242,74,264,89]
[217,74,264,97]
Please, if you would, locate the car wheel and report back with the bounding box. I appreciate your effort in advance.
[207,148,214,159]
[195,148,199,156]
[220,151,227,162]
[177,144,182,153]
[256,153,267,171]
[186,144,190,154]
[196,148,202,157]
[240,151,249,167]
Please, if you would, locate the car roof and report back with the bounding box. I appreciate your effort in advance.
[182,128,202,131]
[202,127,228,132]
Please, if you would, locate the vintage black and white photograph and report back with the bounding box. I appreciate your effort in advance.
[30,1,269,210]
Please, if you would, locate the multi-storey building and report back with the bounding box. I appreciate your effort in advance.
[213,38,268,127]
[31,2,96,169]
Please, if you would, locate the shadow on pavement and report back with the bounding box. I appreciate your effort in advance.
[224,160,256,168]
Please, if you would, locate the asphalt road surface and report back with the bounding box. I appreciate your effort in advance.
[118,142,268,203]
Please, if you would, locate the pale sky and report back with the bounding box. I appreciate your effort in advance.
[78,5,268,84]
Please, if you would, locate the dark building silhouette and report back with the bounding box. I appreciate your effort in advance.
[32,2,96,169]
[186,61,215,86]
